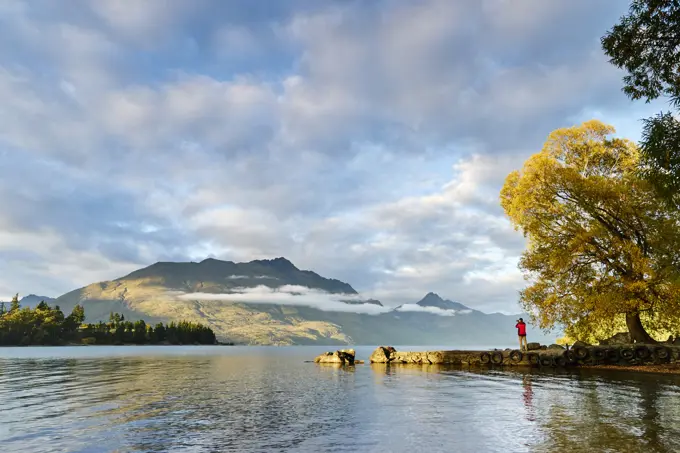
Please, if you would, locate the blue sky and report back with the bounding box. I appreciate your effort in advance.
[0,0,668,312]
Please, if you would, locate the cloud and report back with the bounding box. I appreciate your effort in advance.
[0,0,658,315]
[174,285,473,316]
[174,285,391,315]
[395,304,471,317]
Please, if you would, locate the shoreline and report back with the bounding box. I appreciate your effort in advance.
[0,342,235,347]
[582,363,680,375]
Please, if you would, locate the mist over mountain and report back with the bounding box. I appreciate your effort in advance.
[50,257,557,346]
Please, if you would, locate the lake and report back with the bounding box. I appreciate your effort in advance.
[1,346,679,453]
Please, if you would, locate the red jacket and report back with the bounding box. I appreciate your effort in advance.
[516,322,527,336]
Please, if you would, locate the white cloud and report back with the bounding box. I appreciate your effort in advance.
[395,304,471,317]
[88,0,194,43]
[0,0,649,316]
[174,285,391,315]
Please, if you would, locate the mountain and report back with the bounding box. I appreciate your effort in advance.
[415,292,474,312]
[51,257,558,346]
[1,294,56,309]
[21,294,56,308]
[118,257,357,294]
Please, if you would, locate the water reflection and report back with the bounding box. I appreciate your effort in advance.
[0,347,679,453]
[523,375,535,422]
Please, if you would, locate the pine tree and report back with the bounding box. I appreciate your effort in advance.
[133,320,147,344]
[70,305,85,325]
[10,294,20,313]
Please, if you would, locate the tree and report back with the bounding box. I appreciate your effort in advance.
[64,305,85,335]
[153,323,166,343]
[53,306,65,323]
[500,120,680,343]
[133,320,147,344]
[10,294,20,313]
[69,305,85,325]
[601,0,680,206]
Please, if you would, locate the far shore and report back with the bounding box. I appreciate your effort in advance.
[0,342,236,347]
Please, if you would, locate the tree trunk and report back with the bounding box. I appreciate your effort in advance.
[625,312,657,344]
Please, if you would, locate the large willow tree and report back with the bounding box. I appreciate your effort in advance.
[501,120,680,343]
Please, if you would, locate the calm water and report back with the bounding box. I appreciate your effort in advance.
[1,346,679,453]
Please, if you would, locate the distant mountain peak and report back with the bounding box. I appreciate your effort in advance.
[20,294,55,301]
[12,294,57,308]
[417,292,445,306]
[422,291,442,300]
[251,257,298,270]
[416,292,470,311]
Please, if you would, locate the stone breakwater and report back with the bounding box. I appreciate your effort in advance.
[366,344,680,368]
[311,344,680,369]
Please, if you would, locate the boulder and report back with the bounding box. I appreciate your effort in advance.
[314,349,355,365]
[369,347,438,364]
[548,344,565,350]
[391,351,424,364]
[526,342,542,351]
[369,346,396,363]
[598,332,631,346]
[426,351,445,364]
[572,340,590,348]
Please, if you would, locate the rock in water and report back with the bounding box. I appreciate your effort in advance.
[313,349,356,365]
[369,346,396,363]
[427,351,444,364]
[391,351,428,364]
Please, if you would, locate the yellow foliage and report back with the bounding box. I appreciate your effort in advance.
[501,120,680,340]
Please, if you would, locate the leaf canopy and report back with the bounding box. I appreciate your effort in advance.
[501,120,680,340]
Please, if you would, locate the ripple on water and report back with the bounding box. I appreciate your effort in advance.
[1,346,680,453]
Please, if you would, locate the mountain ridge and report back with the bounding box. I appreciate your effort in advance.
[45,257,556,345]
[117,257,357,295]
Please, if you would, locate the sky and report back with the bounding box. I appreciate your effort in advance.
[0,0,670,313]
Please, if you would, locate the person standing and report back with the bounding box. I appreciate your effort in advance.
[516,318,528,351]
